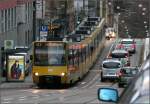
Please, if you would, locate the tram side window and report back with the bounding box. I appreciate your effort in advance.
[68,50,74,65]
[74,49,79,66]
[86,45,90,57]
[81,48,86,63]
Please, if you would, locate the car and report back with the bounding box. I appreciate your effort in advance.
[109,49,130,66]
[101,58,122,82]
[118,39,136,53]
[117,67,139,88]
[105,28,116,40]
[98,54,150,104]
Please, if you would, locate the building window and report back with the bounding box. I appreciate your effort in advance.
[5,9,8,31]
[25,31,28,46]
[1,10,5,33]
[28,3,30,22]
[11,8,13,28]
[25,3,28,23]
[8,8,11,30]
[28,30,30,44]
[14,7,16,27]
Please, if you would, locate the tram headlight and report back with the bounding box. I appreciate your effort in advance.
[35,72,39,76]
[61,72,65,76]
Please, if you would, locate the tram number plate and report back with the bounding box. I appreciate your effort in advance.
[48,69,53,72]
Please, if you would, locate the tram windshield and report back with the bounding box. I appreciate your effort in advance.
[34,42,66,66]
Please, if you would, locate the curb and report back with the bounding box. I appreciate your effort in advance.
[0,83,35,89]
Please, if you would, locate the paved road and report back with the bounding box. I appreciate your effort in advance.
[0,39,144,104]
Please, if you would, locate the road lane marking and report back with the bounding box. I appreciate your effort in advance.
[81,82,86,85]
[32,95,40,99]
[96,84,112,87]
[43,94,50,97]
[2,101,11,104]
[107,44,114,58]
[82,74,99,88]
[19,96,26,99]
[19,98,26,101]
[3,98,13,101]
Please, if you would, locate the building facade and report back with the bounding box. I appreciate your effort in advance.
[0,0,34,75]
[40,0,75,38]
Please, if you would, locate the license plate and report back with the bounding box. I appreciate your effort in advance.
[109,73,115,75]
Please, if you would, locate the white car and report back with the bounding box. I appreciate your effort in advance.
[110,49,130,66]
[101,58,122,82]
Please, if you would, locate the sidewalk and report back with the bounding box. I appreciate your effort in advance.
[0,75,35,89]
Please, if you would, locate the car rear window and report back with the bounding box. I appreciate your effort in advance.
[103,62,121,69]
[111,53,128,58]
[121,41,134,44]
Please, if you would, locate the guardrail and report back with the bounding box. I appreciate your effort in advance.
[143,38,149,61]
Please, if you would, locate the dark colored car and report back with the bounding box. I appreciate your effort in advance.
[98,54,150,104]
[117,67,139,88]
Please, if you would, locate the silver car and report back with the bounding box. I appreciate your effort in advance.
[101,58,122,82]
[110,49,130,66]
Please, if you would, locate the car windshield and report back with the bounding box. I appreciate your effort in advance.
[111,52,127,58]
[103,62,121,69]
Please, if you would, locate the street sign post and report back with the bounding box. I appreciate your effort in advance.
[40,26,48,41]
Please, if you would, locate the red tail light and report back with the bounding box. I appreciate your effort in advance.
[117,71,123,77]
[125,53,128,58]
[131,44,135,48]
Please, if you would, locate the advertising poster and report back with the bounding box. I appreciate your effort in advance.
[7,55,25,81]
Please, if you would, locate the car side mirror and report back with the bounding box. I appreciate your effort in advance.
[98,88,119,103]
[30,55,33,60]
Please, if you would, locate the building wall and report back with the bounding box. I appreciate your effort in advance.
[17,1,33,46]
[44,0,75,34]
[0,0,34,72]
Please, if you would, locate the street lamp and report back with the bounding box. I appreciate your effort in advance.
[145,25,148,28]
[138,4,143,8]
[142,8,146,11]
[117,6,120,9]
[142,12,146,16]
[121,20,125,23]
[108,2,112,6]
[144,21,147,24]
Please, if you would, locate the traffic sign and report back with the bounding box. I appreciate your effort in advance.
[40,26,48,31]
[40,26,48,41]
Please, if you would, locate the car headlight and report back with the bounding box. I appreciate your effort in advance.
[35,72,39,76]
[61,72,65,76]
[111,33,115,37]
